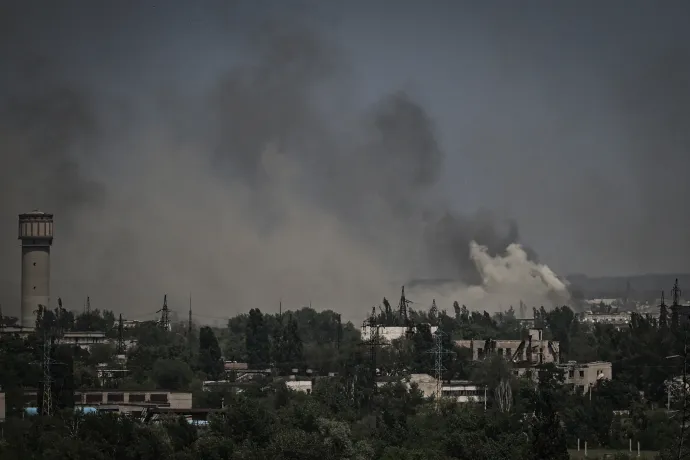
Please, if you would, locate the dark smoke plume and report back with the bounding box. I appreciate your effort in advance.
[0,3,529,320]
[4,2,687,320]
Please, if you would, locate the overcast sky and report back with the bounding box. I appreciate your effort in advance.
[1,1,688,320]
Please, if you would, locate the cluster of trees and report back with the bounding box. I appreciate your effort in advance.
[0,364,592,460]
[1,296,690,458]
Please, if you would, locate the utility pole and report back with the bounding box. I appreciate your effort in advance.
[336,314,342,350]
[678,330,688,460]
[117,314,124,355]
[188,293,192,336]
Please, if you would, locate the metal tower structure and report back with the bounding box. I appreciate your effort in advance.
[37,303,65,416]
[428,329,451,409]
[398,286,412,325]
[41,330,53,415]
[18,210,54,328]
[429,299,438,325]
[362,306,382,390]
[157,294,170,331]
[673,279,682,307]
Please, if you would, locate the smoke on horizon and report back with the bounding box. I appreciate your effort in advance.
[407,242,570,314]
[1,2,688,323]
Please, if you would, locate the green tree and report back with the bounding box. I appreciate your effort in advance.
[246,308,271,368]
[151,359,194,390]
[198,327,223,380]
[528,365,569,460]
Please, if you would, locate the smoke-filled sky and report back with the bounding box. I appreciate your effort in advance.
[1,1,689,322]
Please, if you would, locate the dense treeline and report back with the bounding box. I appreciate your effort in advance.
[0,365,578,460]
[0,300,689,458]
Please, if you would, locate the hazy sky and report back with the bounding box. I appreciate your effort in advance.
[1,1,689,321]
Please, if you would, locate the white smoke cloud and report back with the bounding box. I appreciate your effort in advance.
[407,241,570,313]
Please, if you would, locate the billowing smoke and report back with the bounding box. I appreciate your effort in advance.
[408,242,570,313]
[4,2,686,322]
[0,4,510,322]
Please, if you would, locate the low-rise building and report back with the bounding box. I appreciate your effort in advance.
[21,389,192,414]
[285,379,312,394]
[224,361,248,371]
[361,325,439,343]
[455,329,560,365]
[558,361,612,393]
[74,390,192,413]
[95,364,130,386]
[57,331,136,351]
[582,312,631,328]
[59,331,108,349]
[377,373,486,404]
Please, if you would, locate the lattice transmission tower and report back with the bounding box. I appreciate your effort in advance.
[428,328,452,410]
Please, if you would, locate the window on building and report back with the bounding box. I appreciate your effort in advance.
[569,370,574,378]
[85,393,102,403]
[498,348,503,356]
[107,393,124,403]
[506,348,512,357]
[128,393,145,403]
[149,393,169,404]
[579,370,584,378]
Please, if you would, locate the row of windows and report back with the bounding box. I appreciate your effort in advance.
[477,347,514,358]
[76,393,169,404]
[442,390,483,397]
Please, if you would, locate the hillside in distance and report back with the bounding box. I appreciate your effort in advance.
[566,273,690,301]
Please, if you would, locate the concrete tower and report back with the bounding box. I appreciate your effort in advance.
[18,210,54,328]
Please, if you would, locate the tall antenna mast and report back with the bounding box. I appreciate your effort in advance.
[430,299,438,324]
[157,294,170,331]
[398,286,408,324]
[86,296,90,313]
[673,279,682,306]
